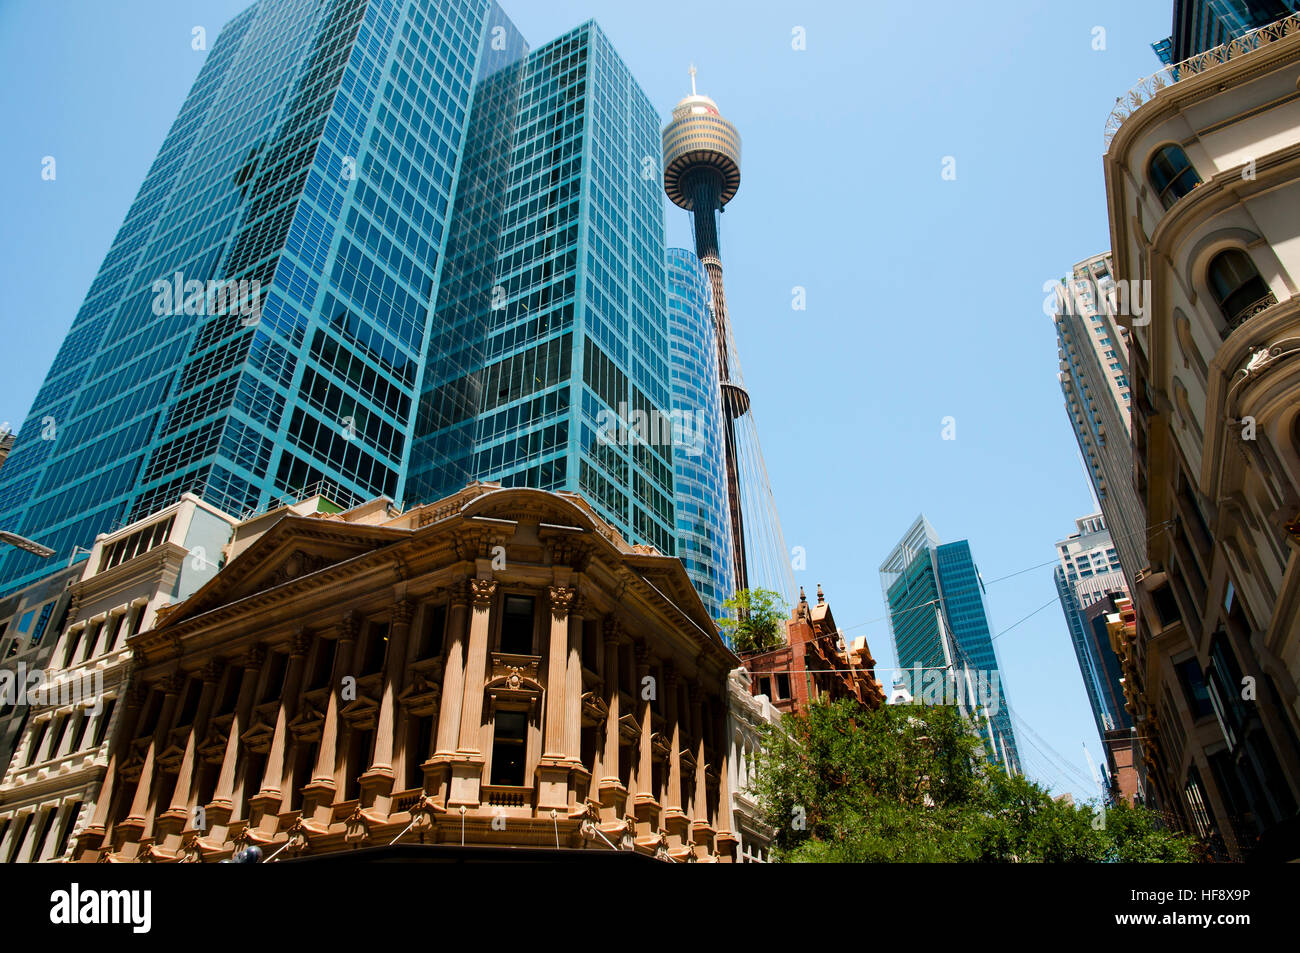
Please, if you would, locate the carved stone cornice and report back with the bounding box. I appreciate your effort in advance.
[470,578,497,610]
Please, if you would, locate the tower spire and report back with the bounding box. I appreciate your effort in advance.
[689,63,697,96]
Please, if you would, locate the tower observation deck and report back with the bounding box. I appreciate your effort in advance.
[662,70,793,604]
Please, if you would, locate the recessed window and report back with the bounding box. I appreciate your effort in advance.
[1207,249,1274,335]
[1148,145,1201,209]
[499,596,535,655]
[490,710,528,786]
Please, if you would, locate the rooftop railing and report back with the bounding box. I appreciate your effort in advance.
[1104,13,1300,149]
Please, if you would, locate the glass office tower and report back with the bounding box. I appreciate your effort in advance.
[880,516,1021,774]
[408,22,679,557]
[0,1,684,594]
[665,248,732,622]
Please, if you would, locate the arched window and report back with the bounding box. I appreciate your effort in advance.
[1208,250,1275,337]
[1148,145,1201,209]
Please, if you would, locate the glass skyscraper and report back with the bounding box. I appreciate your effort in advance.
[665,248,732,623]
[1154,0,1300,63]
[0,0,686,594]
[880,515,1021,774]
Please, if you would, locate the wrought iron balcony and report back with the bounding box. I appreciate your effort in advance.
[1105,14,1300,149]
[1220,293,1279,340]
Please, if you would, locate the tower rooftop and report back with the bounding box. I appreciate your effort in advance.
[662,78,741,210]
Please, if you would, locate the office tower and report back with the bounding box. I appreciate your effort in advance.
[1105,15,1300,859]
[0,0,685,595]
[1153,0,1300,63]
[409,21,679,557]
[879,516,1020,773]
[662,74,792,602]
[1052,514,1133,750]
[1052,252,1145,591]
[665,249,733,622]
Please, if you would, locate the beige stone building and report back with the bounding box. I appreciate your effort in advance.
[725,667,778,862]
[77,483,741,863]
[1103,14,1300,859]
[0,494,238,862]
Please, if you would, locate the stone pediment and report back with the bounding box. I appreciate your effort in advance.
[340,694,379,730]
[158,517,409,625]
[240,718,276,755]
[289,702,325,742]
[398,672,441,718]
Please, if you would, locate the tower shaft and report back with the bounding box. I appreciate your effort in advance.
[685,171,748,595]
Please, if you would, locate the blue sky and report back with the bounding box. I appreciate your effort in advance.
[0,0,1172,803]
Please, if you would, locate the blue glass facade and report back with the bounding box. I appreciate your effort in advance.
[409,22,678,558]
[665,249,732,622]
[882,518,1020,773]
[0,1,683,594]
[934,541,1020,774]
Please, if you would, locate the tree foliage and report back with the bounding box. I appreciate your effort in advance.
[752,697,1198,863]
[719,588,787,655]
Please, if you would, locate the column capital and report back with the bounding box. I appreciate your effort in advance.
[469,578,496,610]
[548,585,575,619]
[391,599,415,628]
[290,629,312,658]
[242,643,267,671]
[339,610,361,643]
[199,659,226,684]
[602,616,623,644]
[159,673,185,696]
[448,584,470,610]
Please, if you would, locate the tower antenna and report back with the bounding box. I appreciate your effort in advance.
[689,63,697,96]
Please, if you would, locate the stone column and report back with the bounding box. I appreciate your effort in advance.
[434,588,470,756]
[156,662,223,849]
[564,599,585,799]
[538,585,575,811]
[663,663,689,855]
[597,618,626,827]
[631,644,661,845]
[251,631,309,830]
[447,579,493,808]
[207,646,265,839]
[457,580,495,753]
[303,615,358,822]
[119,678,182,848]
[690,681,714,858]
[361,600,414,809]
[542,586,573,760]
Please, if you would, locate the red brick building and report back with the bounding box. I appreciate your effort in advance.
[741,586,884,715]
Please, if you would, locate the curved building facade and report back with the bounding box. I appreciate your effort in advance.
[666,249,733,623]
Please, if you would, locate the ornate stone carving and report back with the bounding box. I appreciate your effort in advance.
[391,599,415,628]
[272,550,326,587]
[339,610,361,643]
[291,629,312,657]
[470,578,497,610]
[549,586,575,619]
[581,691,609,727]
[242,643,267,671]
[200,659,226,683]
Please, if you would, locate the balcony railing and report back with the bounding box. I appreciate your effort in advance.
[1104,14,1300,149]
[1220,293,1279,340]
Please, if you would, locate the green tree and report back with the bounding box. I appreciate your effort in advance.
[718,588,787,655]
[752,697,1198,863]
